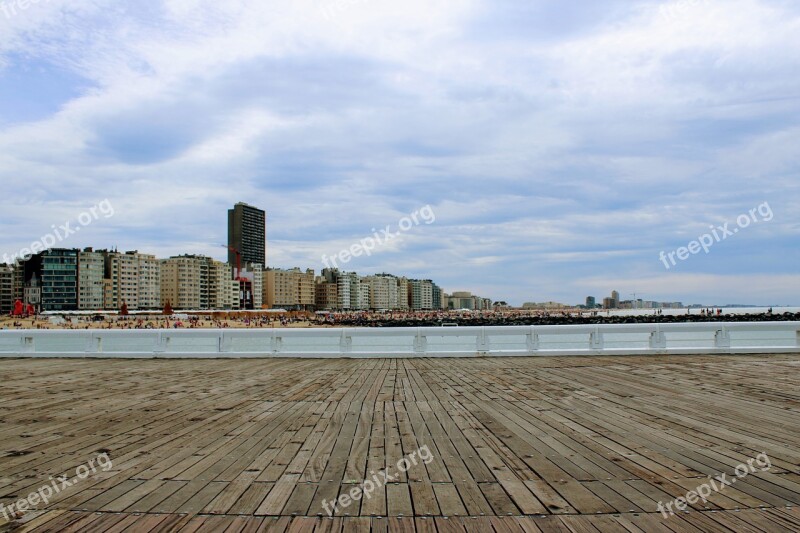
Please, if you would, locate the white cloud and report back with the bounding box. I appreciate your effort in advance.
[0,0,798,304]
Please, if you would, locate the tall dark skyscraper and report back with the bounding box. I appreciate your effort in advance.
[228,202,266,267]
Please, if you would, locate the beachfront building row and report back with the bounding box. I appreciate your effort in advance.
[7,249,264,312]
[4,251,483,313]
[159,255,263,311]
[76,249,162,311]
[596,289,683,310]
[310,269,457,311]
[9,248,163,312]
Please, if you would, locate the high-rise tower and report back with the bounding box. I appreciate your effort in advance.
[228,202,266,267]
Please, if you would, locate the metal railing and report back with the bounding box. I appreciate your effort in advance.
[0,322,798,358]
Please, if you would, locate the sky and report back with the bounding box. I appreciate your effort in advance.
[0,0,798,307]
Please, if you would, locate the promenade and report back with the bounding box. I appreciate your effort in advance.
[1,354,798,532]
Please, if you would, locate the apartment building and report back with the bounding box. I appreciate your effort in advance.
[138,253,161,309]
[228,202,266,266]
[13,264,24,302]
[447,291,492,311]
[77,249,105,310]
[160,255,205,310]
[363,275,400,310]
[431,282,445,310]
[409,279,434,310]
[396,277,410,310]
[0,264,13,314]
[358,283,370,310]
[208,260,238,310]
[314,279,338,310]
[102,251,161,310]
[264,268,315,310]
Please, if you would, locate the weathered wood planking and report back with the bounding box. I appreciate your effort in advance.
[0,354,798,532]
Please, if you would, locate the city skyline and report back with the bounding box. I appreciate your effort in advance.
[1,245,494,313]
[0,211,797,308]
[1,1,798,306]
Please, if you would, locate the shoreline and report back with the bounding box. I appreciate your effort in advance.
[2,310,798,330]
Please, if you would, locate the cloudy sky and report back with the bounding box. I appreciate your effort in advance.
[1,0,798,306]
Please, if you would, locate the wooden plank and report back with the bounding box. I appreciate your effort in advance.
[0,355,797,530]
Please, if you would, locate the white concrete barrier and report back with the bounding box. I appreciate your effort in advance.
[0,322,798,358]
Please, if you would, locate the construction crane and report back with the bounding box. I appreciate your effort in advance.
[220,244,244,281]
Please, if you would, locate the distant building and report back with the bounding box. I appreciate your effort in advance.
[362,276,387,310]
[161,255,204,310]
[78,249,105,310]
[24,274,42,311]
[228,202,266,267]
[13,264,24,303]
[522,301,567,310]
[346,272,363,310]
[208,260,238,310]
[0,264,13,314]
[319,269,362,310]
[409,279,434,310]
[264,268,315,310]
[448,291,491,311]
[160,255,236,310]
[358,283,371,310]
[602,290,621,309]
[431,282,444,310]
[314,279,338,311]
[40,249,79,311]
[586,296,596,308]
[396,277,410,310]
[362,275,400,310]
[103,251,161,310]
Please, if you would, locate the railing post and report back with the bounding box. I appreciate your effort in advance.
[22,335,34,354]
[154,332,167,355]
[649,330,667,350]
[714,328,731,349]
[414,330,427,354]
[796,329,800,349]
[526,330,539,352]
[86,333,102,354]
[340,332,352,354]
[590,329,604,350]
[219,332,233,353]
[477,328,489,354]
[271,335,282,354]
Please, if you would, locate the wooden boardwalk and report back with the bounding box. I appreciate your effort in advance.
[1,354,799,532]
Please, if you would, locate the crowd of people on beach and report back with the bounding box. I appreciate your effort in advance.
[0,306,793,330]
[0,313,319,330]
